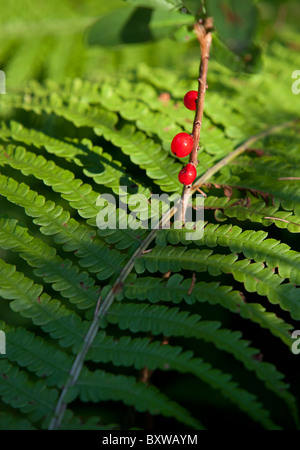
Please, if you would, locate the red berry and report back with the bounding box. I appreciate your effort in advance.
[171,132,193,157]
[183,90,198,110]
[178,164,197,185]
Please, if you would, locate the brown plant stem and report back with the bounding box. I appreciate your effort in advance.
[179,17,213,221]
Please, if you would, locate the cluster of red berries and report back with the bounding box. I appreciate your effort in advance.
[171,90,198,186]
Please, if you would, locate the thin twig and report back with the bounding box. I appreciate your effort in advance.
[188,272,196,295]
[140,367,154,384]
[179,17,213,221]
[162,270,172,279]
[196,187,207,197]
[264,216,300,227]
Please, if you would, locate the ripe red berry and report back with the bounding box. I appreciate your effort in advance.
[183,90,198,110]
[178,164,197,185]
[171,132,193,157]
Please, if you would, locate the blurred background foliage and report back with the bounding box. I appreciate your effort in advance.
[0,0,299,88]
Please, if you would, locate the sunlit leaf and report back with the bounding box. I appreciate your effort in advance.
[87,6,194,46]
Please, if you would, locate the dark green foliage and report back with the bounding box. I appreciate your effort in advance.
[0,0,300,431]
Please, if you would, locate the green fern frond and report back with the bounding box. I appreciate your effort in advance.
[0,8,299,429]
[0,412,36,430]
[2,324,72,387]
[75,369,204,430]
[0,257,88,348]
[0,360,58,424]
[2,324,202,429]
[104,302,296,418]
[156,223,300,283]
[0,174,126,280]
[0,217,100,309]
[3,121,141,195]
[205,196,300,232]
[213,156,300,209]
[1,90,183,192]
[119,274,293,346]
[78,369,276,429]
[136,246,300,319]
[0,140,147,251]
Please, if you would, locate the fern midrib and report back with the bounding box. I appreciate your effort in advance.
[162,223,300,280]
[139,248,282,287]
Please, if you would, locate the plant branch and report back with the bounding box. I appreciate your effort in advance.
[179,17,213,221]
